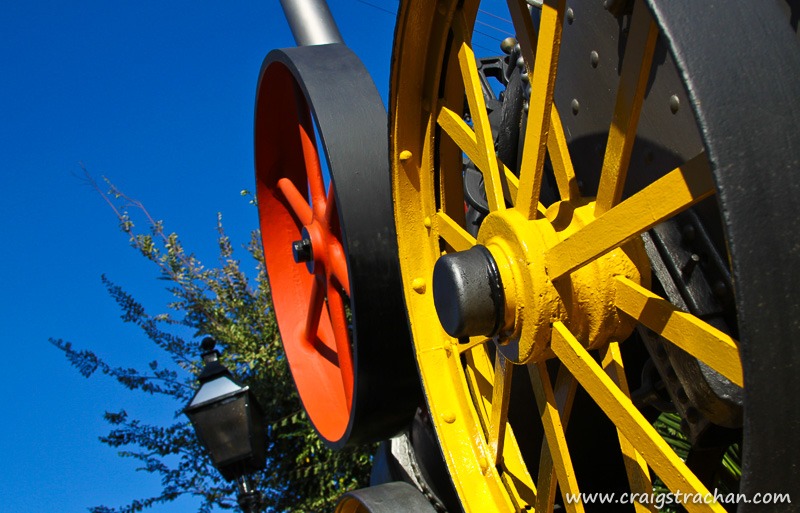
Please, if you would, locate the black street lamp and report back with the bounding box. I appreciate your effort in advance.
[185,337,267,512]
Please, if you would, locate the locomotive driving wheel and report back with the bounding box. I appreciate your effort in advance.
[390,0,800,511]
[255,44,418,448]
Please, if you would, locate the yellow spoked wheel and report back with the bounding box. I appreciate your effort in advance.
[390,0,800,511]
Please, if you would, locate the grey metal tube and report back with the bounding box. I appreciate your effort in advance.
[279,0,344,46]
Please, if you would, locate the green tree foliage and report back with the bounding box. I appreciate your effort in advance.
[51,178,373,512]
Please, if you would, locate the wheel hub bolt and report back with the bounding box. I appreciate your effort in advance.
[432,245,505,339]
[292,238,313,263]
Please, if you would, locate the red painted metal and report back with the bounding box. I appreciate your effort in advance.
[255,62,353,442]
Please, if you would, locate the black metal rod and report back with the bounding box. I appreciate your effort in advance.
[279,0,344,46]
[236,475,263,513]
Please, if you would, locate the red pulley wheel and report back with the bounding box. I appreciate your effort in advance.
[254,44,419,448]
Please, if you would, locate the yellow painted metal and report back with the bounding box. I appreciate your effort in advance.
[594,0,659,216]
[437,104,507,208]
[515,0,565,219]
[437,105,525,212]
[478,199,649,364]
[390,1,741,511]
[458,336,491,355]
[546,153,714,279]
[437,106,483,167]
[464,345,537,508]
[535,366,577,513]
[507,0,578,203]
[458,43,505,211]
[529,361,585,513]
[488,354,513,465]
[507,0,536,65]
[601,341,656,513]
[551,323,725,513]
[478,208,565,364]
[547,108,581,202]
[334,496,366,513]
[391,1,522,509]
[615,276,744,387]
[435,212,476,252]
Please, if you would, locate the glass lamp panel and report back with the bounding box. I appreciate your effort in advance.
[188,375,242,408]
[191,393,252,467]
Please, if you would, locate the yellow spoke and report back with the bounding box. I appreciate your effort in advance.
[529,360,585,513]
[437,105,480,160]
[548,108,581,201]
[595,0,659,216]
[459,336,491,354]
[504,167,518,203]
[464,345,538,506]
[600,341,656,513]
[505,170,549,216]
[551,322,726,512]
[488,354,513,465]
[437,106,532,214]
[535,365,578,513]
[615,276,743,386]
[514,0,566,219]
[546,153,713,279]
[434,212,476,252]
[458,43,505,212]
[508,0,578,202]
[437,105,514,210]
[507,0,537,65]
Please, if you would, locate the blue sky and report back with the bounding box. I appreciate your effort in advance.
[0,2,400,511]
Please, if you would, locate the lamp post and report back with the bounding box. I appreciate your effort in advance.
[185,337,267,513]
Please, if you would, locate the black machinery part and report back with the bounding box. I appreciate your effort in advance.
[641,1,800,504]
[336,482,441,513]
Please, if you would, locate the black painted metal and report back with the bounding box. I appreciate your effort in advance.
[554,0,703,203]
[646,215,743,431]
[643,1,800,507]
[369,428,452,512]
[432,245,505,339]
[184,339,267,483]
[255,44,421,447]
[336,482,440,513]
[291,238,312,264]
[408,411,462,513]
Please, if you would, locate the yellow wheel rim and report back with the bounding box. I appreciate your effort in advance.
[390,1,743,511]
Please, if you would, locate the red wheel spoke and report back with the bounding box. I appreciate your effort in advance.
[323,188,350,295]
[325,183,337,224]
[303,277,324,344]
[326,280,354,408]
[328,239,350,296]
[276,178,313,226]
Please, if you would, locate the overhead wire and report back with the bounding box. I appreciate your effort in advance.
[354,0,511,55]
[355,0,397,17]
[479,8,514,25]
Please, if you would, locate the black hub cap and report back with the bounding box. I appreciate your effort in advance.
[432,245,505,339]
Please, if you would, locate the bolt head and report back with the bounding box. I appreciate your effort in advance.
[292,238,313,263]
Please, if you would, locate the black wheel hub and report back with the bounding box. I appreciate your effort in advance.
[432,245,505,339]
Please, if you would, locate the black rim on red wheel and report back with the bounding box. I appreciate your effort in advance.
[254,44,420,448]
